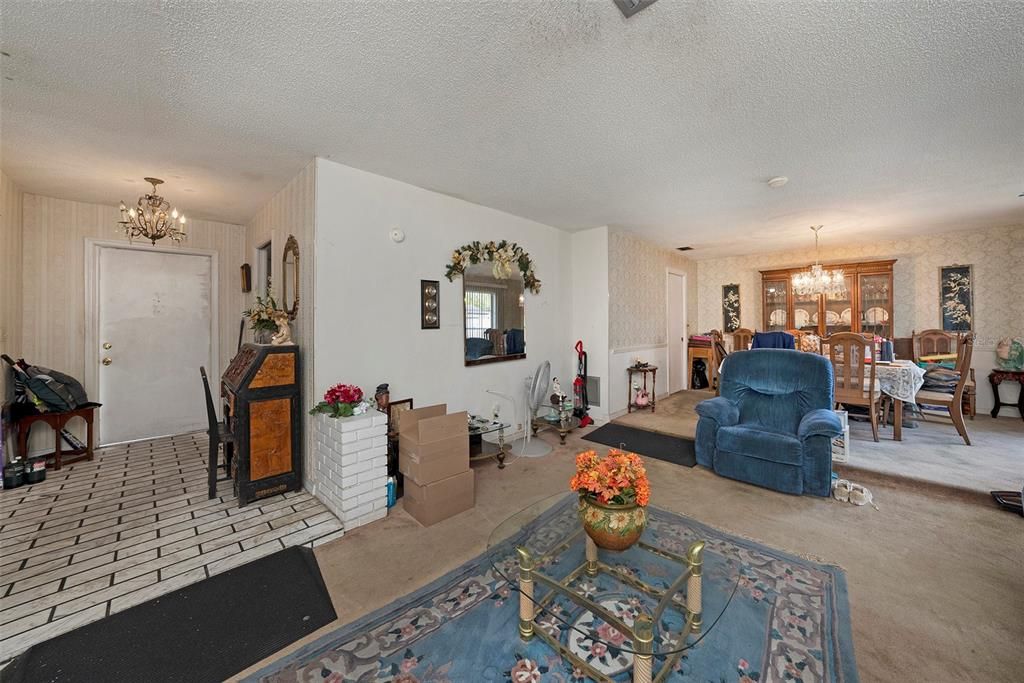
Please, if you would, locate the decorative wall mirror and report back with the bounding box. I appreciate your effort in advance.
[281,234,300,319]
[463,262,526,366]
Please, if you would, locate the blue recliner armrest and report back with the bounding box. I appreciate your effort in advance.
[798,409,842,441]
[695,397,739,426]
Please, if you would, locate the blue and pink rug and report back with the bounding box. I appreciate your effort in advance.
[246,499,858,682]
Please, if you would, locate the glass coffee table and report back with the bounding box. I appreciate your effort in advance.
[487,494,738,683]
[468,415,511,468]
[531,399,580,444]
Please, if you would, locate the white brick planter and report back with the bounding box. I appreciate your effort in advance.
[311,411,389,531]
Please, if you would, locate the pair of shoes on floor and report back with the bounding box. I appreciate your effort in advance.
[832,479,879,509]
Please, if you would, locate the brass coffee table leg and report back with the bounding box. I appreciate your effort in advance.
[585,535,598,576]
[632,613,654,683]
[687,540,704,632]
[517,546,535,640]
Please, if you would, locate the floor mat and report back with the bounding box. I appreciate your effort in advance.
[2,546,336,683]
[582,423,697,467]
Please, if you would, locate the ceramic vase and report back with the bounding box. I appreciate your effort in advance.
[578,495,647,551]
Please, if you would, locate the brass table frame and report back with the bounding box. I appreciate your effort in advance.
[516,532,705,683]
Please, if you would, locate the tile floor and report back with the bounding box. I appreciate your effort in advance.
[0,432,343,661]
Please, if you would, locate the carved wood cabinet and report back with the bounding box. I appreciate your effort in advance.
[760,259,896,338]
[221,344,302,506]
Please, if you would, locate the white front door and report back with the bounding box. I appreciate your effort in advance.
[666,271,687,393]
[97,246,214,444]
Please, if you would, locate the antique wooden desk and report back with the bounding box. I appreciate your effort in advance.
[221,344,302,506]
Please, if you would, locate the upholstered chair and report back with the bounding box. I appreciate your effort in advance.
[695,349,841,496]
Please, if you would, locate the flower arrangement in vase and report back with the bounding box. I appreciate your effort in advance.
[570,449,650,550]
[309,383,374,418]
[243,287,280,344]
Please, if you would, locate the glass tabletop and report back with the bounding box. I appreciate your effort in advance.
[468,415,510,436]
[486,493,739,662]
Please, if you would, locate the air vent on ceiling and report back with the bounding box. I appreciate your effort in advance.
[614,0,659,18]
[676,246,694,252]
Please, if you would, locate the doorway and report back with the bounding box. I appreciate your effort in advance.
[665,270,687,394]
[87,242,218,445]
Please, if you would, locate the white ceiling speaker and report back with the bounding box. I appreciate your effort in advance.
[767,176,789,188]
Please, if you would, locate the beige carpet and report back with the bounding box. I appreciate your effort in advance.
[615,390,1024,493]
[233,428,1023,682]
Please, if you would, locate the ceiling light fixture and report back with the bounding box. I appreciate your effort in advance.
[118,177,187,245]
[792,226,846,298]
[767,176,789,188]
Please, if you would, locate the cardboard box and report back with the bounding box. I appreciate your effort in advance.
[399,434,469,483]
[403,469,475,526]
[398,404,469,485]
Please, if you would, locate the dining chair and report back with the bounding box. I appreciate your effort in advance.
[712,339,729,395]
[824,333,882,442]
[200,366,235,499]
[912,329,976,419]
[732,327,754,352]
[912,334,974,445]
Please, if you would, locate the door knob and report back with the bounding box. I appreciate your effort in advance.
[102,357,112,366]
[103,342,113,350]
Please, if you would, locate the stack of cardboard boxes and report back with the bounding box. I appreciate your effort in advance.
[399,404,475,526]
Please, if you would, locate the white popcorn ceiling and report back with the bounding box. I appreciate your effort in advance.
[1,0,1022,258]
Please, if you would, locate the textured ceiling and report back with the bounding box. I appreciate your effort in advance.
[1,1,1022,257]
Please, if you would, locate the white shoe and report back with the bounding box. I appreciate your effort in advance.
[832,479,852,502]
[849,484,875,508]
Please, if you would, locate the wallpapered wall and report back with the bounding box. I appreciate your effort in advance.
[1,171,23,407]
[608,230,697,350]
[244,160,317,485]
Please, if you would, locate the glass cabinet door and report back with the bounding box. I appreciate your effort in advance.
[793,290,820,335]
[859,273,892,338]
[823,275,856,337]
[763,280,789,331]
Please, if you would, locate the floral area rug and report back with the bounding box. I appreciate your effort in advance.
[245,499,858,683]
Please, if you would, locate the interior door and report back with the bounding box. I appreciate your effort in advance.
[666,272,686,393]
[97,246,213,444]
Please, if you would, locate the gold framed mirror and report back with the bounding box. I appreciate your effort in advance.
[281,234,300,319]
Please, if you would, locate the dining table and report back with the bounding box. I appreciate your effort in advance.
[873,359,926,440]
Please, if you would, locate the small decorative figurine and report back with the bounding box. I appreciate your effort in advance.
[550,377,567,406]
[375,383,390,413]
[269,310,293,345]
[633,381,650,407]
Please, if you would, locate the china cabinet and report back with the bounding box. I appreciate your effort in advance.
[760,260,895,338]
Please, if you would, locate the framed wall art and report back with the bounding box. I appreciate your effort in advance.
[939,265,973,332]
[722,284,741,333]
[421,280,440,329]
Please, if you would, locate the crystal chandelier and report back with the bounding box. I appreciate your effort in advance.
[118,177,187,245]
[791,226,846,297]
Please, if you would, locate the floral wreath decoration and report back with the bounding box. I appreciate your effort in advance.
[444,240,541,294]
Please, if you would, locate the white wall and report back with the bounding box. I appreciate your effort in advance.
[570,227,610,422]
[695,224,1024,416]
[1,171,24,459]
[314,159,574,432]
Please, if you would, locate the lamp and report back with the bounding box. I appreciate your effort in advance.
[792,226,846,297]
[118,177,187,245]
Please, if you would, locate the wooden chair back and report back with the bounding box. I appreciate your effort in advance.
[913,329,956,362]
[199,366,219,435]
[825,333,877,405]
[951,334,975,401]
[732,328,754,352]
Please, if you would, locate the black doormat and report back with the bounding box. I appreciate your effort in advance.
[582,424,697,468]
[2,546,337,683]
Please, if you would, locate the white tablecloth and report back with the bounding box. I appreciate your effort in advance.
[874,360,925,402]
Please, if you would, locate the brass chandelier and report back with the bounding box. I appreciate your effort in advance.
[791,225,846,298]
[118,177,187,244]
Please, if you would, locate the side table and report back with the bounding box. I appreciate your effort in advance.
[989,369,1024,420]
[627,365,657,413]
[16,404,99,470]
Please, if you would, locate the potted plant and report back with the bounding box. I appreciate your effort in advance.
[243,292,280,344]
[309,383,373,418]
[570,449,650,551]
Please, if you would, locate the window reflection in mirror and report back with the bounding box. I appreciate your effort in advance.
[463,262,526,365]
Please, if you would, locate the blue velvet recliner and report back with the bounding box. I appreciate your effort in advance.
[695,349,841,496]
